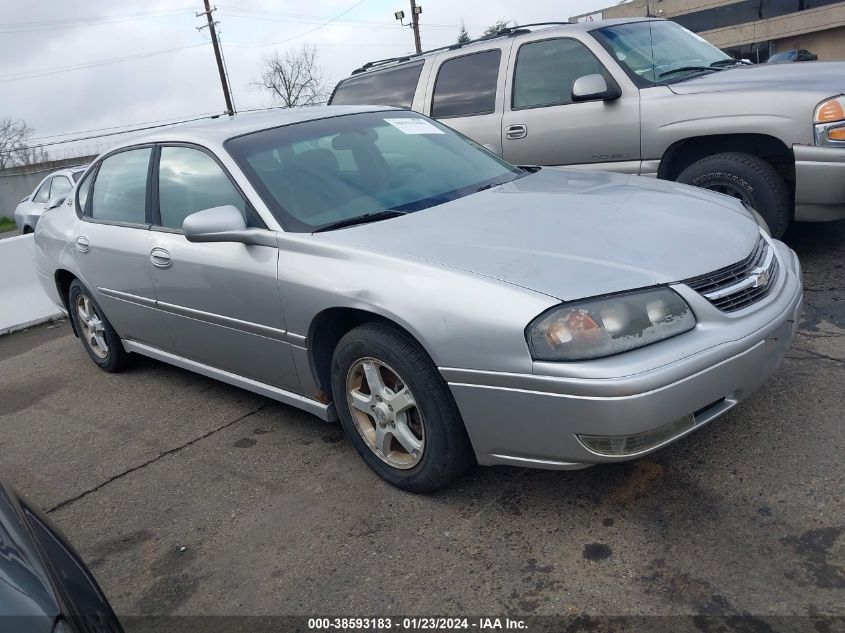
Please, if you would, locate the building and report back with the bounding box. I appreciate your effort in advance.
[572,0,845,62]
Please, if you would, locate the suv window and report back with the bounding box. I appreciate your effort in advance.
[331,62,423,108]
[49,176,72,199]
[431,49,501,118]
[33,179,51,203]
[513,38,607,109]
[157,146,247,230]
[89,148,151,224]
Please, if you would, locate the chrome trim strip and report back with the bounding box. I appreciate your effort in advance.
[488,453,587,468]
[702,245,775,301]
[157,300,290,342]
[97,287,157,308]
[123,340,336,421]
[287,332,307,346]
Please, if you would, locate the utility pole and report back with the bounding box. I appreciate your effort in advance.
[409,0,422,54]
[197,0,235,115]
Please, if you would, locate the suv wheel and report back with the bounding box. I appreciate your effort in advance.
[68,280,131,372]
[676,152,791,238]
[330,322,474,493]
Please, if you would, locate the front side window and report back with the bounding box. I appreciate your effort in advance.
[330,63,423,109]
[513,38,609,109]
[89,148,151,224]
[49,176,72,199]
[157,146,246,230]
[32,179,51,203]
[593,20,732,84]
[431,50,502,118]
[226,111,522,232]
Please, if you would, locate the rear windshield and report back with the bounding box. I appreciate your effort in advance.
[330,63,423,109]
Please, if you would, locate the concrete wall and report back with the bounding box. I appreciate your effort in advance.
[0,156,96,220]
[0,234,63,335]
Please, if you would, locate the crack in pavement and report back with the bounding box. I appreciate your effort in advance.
[46,403,270,514]
[787,346,845,367]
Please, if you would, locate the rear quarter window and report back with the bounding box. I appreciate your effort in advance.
[330,62,424,108]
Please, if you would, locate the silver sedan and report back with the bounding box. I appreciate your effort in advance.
[34,106,802,492]
[14,166,87,234]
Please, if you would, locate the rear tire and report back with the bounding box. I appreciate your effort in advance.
[330,322,474,493]
[68,280,131,372]
[676,152,791,239]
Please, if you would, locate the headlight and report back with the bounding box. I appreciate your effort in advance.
[526,288,696,361]
[814,96,845,146]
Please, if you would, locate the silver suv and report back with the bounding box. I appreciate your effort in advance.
[330,18,845,238]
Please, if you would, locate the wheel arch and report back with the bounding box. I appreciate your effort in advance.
[658,133,795,184]
[307,306,434,403]
[54,269,80,338]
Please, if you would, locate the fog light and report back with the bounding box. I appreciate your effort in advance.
[577,414,696,456]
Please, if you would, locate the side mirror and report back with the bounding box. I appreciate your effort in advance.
[571,74,621,102]
[45,195,66,211]
[183,205,276,247]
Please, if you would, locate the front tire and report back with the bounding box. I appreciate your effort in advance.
[330,322,474,493]
[68,280,131,372]
[676,152,791,238]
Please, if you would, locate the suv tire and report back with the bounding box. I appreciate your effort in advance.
[676,152,791,238]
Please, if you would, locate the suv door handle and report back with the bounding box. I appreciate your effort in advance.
[149,247,172,268]
[74,236,89,253]
[505,124,527,140]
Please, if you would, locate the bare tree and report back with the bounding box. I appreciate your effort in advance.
[256,44,330,108]
[0,118,47,169]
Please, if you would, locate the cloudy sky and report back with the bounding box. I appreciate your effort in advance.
[1,0,612,159]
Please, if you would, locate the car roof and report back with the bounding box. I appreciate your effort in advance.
[107,105,396,151]
[347,17,659,76]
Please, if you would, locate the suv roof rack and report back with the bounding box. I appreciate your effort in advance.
[351,21,574,75]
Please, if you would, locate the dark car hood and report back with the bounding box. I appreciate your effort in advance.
[668,60,845,95]
[318,168,761,301]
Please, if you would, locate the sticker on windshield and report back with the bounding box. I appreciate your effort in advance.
[384,118,444,135]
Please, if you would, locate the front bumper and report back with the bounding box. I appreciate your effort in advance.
[793,144,845,221]
[444,244,803,470]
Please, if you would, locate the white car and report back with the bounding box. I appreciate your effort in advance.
[14,166,87,234]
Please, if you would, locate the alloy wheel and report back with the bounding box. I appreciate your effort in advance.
[345,357,425,469]
[76,294,108,359]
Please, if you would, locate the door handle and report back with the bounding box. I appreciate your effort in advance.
[74,236,89,253]
[505,124,527,140]
[149,247,172,268]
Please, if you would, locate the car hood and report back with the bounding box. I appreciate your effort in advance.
[668,60,845,95]
[317,168,761,301]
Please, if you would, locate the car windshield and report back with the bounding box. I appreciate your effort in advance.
[593,20,734,84]
[225,111,523,232]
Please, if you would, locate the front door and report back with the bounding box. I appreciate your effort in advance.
[73,147,172,350]
[146,144,300,392]
[501,36,641,171]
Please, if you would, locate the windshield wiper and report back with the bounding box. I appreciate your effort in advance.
[710,59,745,67]
[658,65,721,79]
[313,209,407,233]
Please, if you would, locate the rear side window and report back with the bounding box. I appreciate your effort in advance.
[513,38,608,109]
[330,62,423,108]
[89,148,151,224]
[431,49,501,118]
[157,146,247,230]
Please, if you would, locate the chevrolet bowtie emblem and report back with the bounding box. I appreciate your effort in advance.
[751,266,770,288]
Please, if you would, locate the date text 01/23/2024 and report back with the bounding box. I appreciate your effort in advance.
[307,617,528,630]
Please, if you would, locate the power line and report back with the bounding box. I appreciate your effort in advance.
[0,43,206,84]
[29,112,221,142]
[21,113,226,151]
[0,8,196,34]
[223,0,368,49]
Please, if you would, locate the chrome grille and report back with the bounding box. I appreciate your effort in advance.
[684,236,779,312]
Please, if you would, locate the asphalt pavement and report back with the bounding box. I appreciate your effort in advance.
[0,220,843,620]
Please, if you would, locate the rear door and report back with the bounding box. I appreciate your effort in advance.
[72,146,172,350]
[425,45,512,156]
[501,34,641,171]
